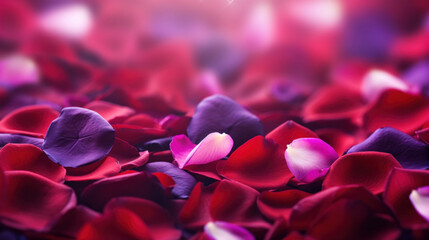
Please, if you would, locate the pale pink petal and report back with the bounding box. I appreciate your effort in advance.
[409,186,429,223]
[204,221,255,240]
[171,133,233,169]
[361,69,411,101]
[285,138,338,183]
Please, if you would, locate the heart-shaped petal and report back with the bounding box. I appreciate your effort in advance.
[285,138,338,183]
[171,132,233,168]
[43,107,115,168]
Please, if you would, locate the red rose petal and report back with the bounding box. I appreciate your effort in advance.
[0,143,66,182]
[152,172,176,193]
[108,137,149,170]
[257,189,311,221]
[65,156,121,182]
[315,129,356,155]
[80,171,166,212]
[0,171,76,231]
[160,115,191,136]
[85,100,135,123]
[323,152,402,194]
[123,114,161,128]
[416,127,429,146]
[266,120,318,149]
[383,168,429,228]
[222,136,293,190]
[364,89,429,134]
[105,197,181,240]
[113,124,166,146]
[77,207,153,240]
[0,105,59,138]
[50,206,101,238]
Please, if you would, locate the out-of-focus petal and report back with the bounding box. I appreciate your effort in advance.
[171,133,233,168]
[410,186,429,223]
[0,133,43,148]
[285,138,338,183]
[361,69,411,101]
[42,107,115,168]
[84,100,135,123]
[204,221,255,240]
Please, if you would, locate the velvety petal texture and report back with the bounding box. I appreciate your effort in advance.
[347,127,429,169]
[410,186,429,223]
[266,120,318,149]
[0,133,43,148]
[171,132,233,168]
[43,107,115,168]
[204,221,255,240]
[187,95,264,150]
[285,138,338,183]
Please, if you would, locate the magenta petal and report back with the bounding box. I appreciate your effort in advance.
[204,221,255,240]
[410,186,429,223]
[171,132,233,168]
[285,138,338,183]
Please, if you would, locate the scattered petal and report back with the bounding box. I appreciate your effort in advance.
[361,69,411,101]
[204,221,255,240]
[84,100,135,123]
[266,120,318,149]
[410,186,429,223]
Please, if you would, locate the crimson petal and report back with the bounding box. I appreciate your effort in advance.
[266,120,318,149]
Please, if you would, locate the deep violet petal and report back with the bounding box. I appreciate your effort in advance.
[0,133,43,148]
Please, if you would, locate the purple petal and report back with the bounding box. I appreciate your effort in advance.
[285,138,339,183]
[409,186,429,223]
[42,107,115,168]
[171,132,233,168]
[204,221,255,240]
[0,134,43,148]
[143,161,197,198]
[361,69,411,101]
[403,60,429,97]
[187,95,264,151]
[347,127,429,169]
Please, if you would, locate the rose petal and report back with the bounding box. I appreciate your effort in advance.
[0,171,76,231]
[204,221,255,240]
[323,152,402,194]
[113,124,166,146]
[0,105,59,138]
[43,107,115,168]
[187,95,264,150]
[361,69,411,101]
[171,133,233,168]
[143,162,197,198]
[285,138,338,183]
[347,127,429,169]
[222,136,292,190]
[266,120,318,149]
[160,115,191,136]
[0,133,43,148]
[410,186,429,223]
[0,54,39,88]
[105,197,181,240]
[77,207,152,240]
[65,156,121,182]
[108,137,149,170]
[363,89,429,134]
[383,168,429,228]
[84,100,135,123]
[123,114,161,128]
[0,143,66,182]
[315,129,356,155]
[50,205,100,238]
[80,171,166,212]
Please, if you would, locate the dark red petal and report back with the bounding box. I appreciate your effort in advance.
[222,136,292,190]
[0,105,59,138]
[0,143,66,182]
[266,120,318,149]
[160,115,191,136]
[307,199,401,240]
[184,160,223,181]
[108,137,149,170]
[323,152,402,194]
[123,114,161,128]
[179,182,218,230]
[383,168,429,228]
[113,124,166,146]
[416,127,429,146]
[77,207,152,240]
[364,90,429,134]
[105,197,181,240]
[290,185,392,231]
[257,190,311,221]
[85,100,135,123]
[152,172,176,193]
[65,156,121,182]
[302,85,366,122]
[0,171,76,231]
[210,180,271,233]
[315,129,356,155]
[80,171,166,212]
[50,206,100,238]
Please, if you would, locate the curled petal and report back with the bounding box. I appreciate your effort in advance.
[171,133,233,168]
[204,221,255,240]
[43,107,115,168]
[410,186,429,223]
[285,138,338,183]
[65,156,121,182]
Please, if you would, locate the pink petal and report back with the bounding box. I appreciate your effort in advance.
[204,221,255,240]
[171,133,233,168]
[285,138,338,183]
[361,69,411,101]
[410,186,429,223]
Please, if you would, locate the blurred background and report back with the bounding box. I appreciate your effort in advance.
[0,0,429,118]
